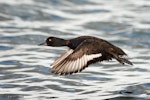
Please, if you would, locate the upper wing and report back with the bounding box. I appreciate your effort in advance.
[51,40,102,75]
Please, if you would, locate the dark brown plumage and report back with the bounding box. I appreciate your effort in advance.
[40,36,133,75]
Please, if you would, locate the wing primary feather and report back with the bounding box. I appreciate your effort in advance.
[66,60,74,74]
[51,49,73,68]
[71,60,76,73]
[58,60,70,74]
[78,58,82,72]
[54,59,67,74]
[62,60,71,74]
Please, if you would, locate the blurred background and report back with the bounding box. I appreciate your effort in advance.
[0,0,150,100]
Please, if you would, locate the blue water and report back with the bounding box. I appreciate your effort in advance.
[0,0,150,100]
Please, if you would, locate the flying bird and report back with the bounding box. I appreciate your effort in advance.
[40,36,133,75]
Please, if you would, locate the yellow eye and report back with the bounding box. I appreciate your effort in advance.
[49,39,52,41]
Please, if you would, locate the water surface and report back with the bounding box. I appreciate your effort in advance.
[0,0,150,100]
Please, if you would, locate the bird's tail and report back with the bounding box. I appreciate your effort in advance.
[118,57,133,65]
[110,52,133,65]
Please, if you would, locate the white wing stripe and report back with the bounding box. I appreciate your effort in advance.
[52,53,102,74]
[75,58,80,72]
[78,58,82,72]
[86,53,102,61]
[71,61,75,73]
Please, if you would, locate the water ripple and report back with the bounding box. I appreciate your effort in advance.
[0,0,150,100]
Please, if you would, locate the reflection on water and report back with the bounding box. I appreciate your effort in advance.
[0,0,150,100]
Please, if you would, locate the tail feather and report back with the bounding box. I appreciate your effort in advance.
[119,58,133,65]
[110,52,133,65]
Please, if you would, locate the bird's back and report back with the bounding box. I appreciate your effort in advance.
[68,36,104,49]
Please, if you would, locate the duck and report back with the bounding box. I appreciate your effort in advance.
[40,36,133,75]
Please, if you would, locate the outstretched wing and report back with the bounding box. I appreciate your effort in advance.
[50,49,74,68]
[51,40,102,75]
